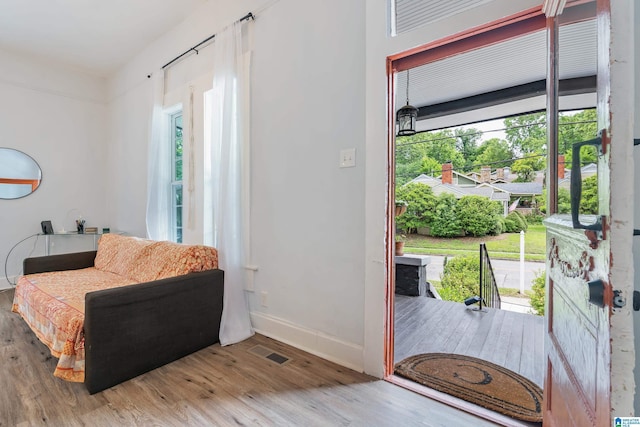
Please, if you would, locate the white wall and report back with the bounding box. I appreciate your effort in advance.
[106,0,368,369]
[106,0,547,374]
[248,0,366,365]
[0,48,108,288]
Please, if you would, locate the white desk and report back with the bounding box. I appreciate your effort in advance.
[43,232,114,256]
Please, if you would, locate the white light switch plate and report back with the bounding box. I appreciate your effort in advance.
[340,148,356,168]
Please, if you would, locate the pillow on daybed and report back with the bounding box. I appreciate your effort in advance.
[134,240,219,282]
[94,234,155,280]
[94,233,219,283]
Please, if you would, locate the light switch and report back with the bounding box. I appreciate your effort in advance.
[340,148,356,168]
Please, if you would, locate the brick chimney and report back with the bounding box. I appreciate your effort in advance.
[558,155,565,179]
[496,168,504,181]
[442,163,453,184]
[480,166,491,183]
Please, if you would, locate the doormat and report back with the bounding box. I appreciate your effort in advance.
[395,353,543,423]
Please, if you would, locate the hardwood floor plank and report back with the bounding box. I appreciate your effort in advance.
[502,311,525,373]
[394,296,448,349]
[453,307,496,356]
[478,308,509,364]
[518,314,544,386]
[2,288,499,426]
[394,294,545,392]
[439,307,483,353]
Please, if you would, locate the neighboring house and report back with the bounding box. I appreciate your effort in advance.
[491,182,543,215]
[558,163,598,190]
[407,162,543,216]
[408,173,512,216]
[446,170,482,187]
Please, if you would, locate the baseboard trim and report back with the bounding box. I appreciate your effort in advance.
[0,276,17,290]
[250,311,364,373]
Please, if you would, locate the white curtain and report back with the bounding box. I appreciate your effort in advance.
[146,71,171,241]
[207,21,254,345]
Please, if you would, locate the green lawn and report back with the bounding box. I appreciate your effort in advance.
[404,224,547,261]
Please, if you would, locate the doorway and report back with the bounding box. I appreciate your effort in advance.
[385,2,601,423]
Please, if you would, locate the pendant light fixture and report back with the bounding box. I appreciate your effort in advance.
[396,69,418,136]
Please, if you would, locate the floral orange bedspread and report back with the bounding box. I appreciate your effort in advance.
[11,268,138,382]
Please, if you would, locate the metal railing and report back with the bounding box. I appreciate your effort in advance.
[479,243,501,309]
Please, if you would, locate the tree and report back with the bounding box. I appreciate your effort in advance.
[511,156,544,182]
[475,138,514,169]
[396,130,465,184]
[423,130,466,169]
[454,127,482,170]
[396,164,421,186]
[395,183,437,233]
[579,175,598,214]
[504,112,546,154]
[564,145,598,172]
[559,109,597,153]
[396,134,428,185]
[561,109,599,168]
[420,156,442,177]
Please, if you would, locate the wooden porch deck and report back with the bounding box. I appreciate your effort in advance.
[394,295,545,388]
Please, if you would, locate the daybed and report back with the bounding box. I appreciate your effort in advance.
[11,233,224,394]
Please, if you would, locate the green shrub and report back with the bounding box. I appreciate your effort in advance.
[537,188,571,214]
[489,216,505,235]
[524,212,544,225]
[512,210,528,230]
[439,255,479,303]
[430,193,461,237]
[504,211,528,233]
[530,271,546,316]
[580,175,598,214]
[456,195,503,237]
[395,183,437,233]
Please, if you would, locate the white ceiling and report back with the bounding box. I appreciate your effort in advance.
[1,0,597,120]
[0,0,208,76]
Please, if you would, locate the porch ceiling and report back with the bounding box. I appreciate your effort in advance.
[396,19,597,130]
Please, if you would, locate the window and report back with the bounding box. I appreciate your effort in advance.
[170,111,183,243]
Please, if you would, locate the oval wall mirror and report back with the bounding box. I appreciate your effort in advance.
[0,148,42,200]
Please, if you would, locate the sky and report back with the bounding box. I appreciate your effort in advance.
[460,118,507,142]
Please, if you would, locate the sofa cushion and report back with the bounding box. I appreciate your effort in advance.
[94,234,155,280]
[132,241,219,282]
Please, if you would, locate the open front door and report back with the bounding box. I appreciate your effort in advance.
[543,0,635,425]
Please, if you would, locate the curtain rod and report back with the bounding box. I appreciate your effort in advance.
[147,12,254,77]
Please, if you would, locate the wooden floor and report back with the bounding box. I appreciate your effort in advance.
[394,295,545,388]
[0,288,504,427]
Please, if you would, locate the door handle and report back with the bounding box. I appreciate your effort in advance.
[570,133,603,231]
